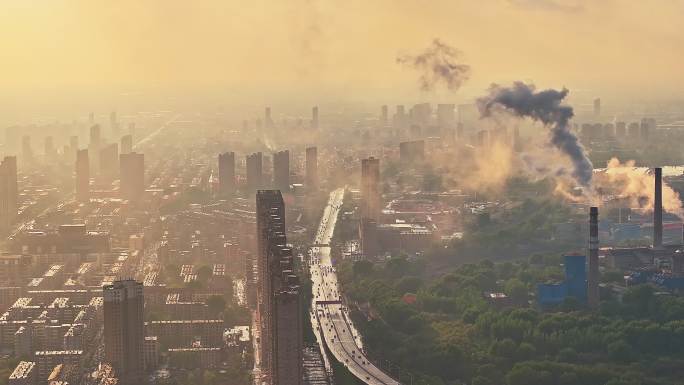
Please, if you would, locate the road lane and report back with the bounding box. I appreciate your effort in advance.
[309,188,401,385]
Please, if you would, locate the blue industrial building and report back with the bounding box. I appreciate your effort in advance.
[626,269,684,292]
[537,255,587,307]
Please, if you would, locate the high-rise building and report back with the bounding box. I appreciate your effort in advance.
[256,191,302,385]
[393,105,406,130]
[305,147,318,193]
[361,157,381,222]
[256,190,284,383]
[90,124,101,147]
[110,111,119,137]
[399,140,425,166]
[265,107,274,129]
[120,134,133,155]
[89,112,95,124]
[410,103,431,127]
[246,152,263,193]
[76,150,90,202]
[641,118,655,141]
[360,218,379,258]
[381,105,388,126]
[311,106,319,130]
[273,150,290,193]
[593,98,601,117]
[120,152,145,202]
[0,156,18,231]
[66,136,79,164]
[218,152,236,196]
[100,143,119,183]
[103,279,144,385]
[89,125,102,174]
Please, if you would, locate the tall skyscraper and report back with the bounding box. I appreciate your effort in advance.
[110,111,119,137]
[120,134,133,155]
[265,107,274,129]
[399,140,425,166]
[272,150,290,193]
[381,105,388,126]
[100,143,119,183]
[0,156,18,231]
[67,136,79,164]
[305,147,318,193]
[593,98,601,117]
[76,150,90,202]
[311,106,319,130]
[256,190,302,385]
[246,152,263,194]
[103,280,144,385]
[393,105,406,130]
[218,152,236,196]
[90,124,101,147]
[89,125,102,174]
[89,112,95,124]
[361,157,381,222]
[120,152,145,202]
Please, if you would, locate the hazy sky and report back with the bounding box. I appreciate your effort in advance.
[1,0,683,118]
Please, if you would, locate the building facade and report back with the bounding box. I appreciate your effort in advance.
[218,152,236,196]
[119,152,145,202]
[103,280,144,385]
[256,190,302,385]
[361,157,381,222]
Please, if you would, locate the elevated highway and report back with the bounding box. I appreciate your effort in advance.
[309,188,401,385]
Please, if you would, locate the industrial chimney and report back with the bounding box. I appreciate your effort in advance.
[588,206,600,308]
[654,167,663,249]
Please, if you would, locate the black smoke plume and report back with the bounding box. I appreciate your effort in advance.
[478,82,593,187]
[397,39,470,92]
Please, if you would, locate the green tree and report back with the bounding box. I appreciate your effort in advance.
[505,279,528,304]
[557,347,578,363]
[197,265,213,282]
[608,341,636,363]
[207,295,227,317]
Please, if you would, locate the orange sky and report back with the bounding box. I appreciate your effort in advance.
[0,0,683,115]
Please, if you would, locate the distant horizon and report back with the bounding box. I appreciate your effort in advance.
[2,0,684,124]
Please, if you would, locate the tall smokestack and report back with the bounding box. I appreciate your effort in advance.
[654,167,663,249]
[588,206,599,308]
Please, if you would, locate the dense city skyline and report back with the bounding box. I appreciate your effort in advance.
[2,2,684,385]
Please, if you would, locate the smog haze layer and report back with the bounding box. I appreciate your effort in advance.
[1,0,683,122]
